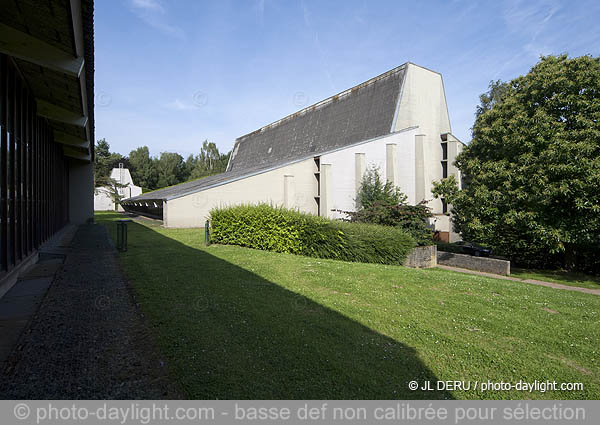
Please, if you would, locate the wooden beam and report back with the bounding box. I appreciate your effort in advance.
[37,99,87,127]
[0,23,84,78]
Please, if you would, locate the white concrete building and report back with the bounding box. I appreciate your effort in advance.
[123,63,465,241]
[94,167,142,211]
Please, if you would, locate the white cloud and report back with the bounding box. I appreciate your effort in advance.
[131,0,164,12]
[163,99,196,111]
[256,0,265,26]
[129,0,185,40]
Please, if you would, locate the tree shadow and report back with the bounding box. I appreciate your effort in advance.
[118,219,453,400]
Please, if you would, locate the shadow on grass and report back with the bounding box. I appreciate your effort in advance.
[102,215,452,400]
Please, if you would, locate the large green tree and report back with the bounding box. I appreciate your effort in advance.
[94,138,111,185]
[189,140,230,179]
[156,152,185,188]
[433,55,600,270]
[129,146,158,190]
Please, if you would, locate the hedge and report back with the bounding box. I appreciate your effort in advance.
[209,204,416,265]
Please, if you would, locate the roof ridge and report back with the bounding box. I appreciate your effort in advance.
[236,63,408,142]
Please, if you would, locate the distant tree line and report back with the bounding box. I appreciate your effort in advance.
[95,139,231,192]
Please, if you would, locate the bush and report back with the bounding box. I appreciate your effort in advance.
[339,165,433,245]
[210,204,416,265]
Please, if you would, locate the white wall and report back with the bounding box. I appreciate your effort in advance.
[110,167,135,186]
[320,129,418,219]
[166,158,317,228]
[393,63,452,214]
[162,64,461,232]
[94,187,115,211]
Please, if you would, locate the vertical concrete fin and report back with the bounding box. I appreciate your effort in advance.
[354,153,365,196]
[163,200,168,228]
[415,135,426,202]
[320,164,332,218]
[386,144,398,186]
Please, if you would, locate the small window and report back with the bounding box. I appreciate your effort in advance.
[442,198,448,214]
[441,143,448,160]
[441,161,448,179]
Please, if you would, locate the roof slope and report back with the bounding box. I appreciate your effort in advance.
[127,64,407,202]
[126,165,269,202]
[228,64,406,172]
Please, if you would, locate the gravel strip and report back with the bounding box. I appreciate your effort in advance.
[0,224,181,399]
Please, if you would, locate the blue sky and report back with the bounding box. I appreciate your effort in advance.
[95,0,600,157]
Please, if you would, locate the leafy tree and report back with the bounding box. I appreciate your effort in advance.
[355,165,404,209]
[95,139,231,192]
[189,140,230,179]
[129,146,158,190]
[433,55,600,271]
[341,165,433,245]
[183,154,196,182]
[475,79,511,119]
[94,175,130,210]
[94,138,112,186]
[95,139,130,187]
[156,152,185,188]
[106,153,130,171]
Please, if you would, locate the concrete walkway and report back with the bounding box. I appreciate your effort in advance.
[0,224,180,399]
[0,225,77,364]
[437,265,600,295]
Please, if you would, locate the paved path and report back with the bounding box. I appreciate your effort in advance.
[437,265,600,295]
[0,224,181,399]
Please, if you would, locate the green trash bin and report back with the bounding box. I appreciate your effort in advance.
[116,219,133,252]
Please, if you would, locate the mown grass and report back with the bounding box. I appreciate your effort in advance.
[96,212,600,399]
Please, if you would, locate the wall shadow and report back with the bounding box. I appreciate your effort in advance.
[117,219,453,400]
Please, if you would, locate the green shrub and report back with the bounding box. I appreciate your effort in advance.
[210,204,416,265]
[338,166,433,245]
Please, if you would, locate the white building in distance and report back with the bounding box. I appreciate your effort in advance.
[123,63,465,241]
[94,166,142,211]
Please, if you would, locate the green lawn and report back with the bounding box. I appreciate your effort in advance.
[511,268,600,290]
[96,212,600,399]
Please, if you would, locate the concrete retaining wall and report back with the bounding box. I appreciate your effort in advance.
[404,245,437,268]
[437,251,510,275]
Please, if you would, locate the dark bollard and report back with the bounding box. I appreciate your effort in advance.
[205,220,210,246]
[116,219,133,252]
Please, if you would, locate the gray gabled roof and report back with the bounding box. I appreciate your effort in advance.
[126,64,408,202]
[228,64,406,172]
